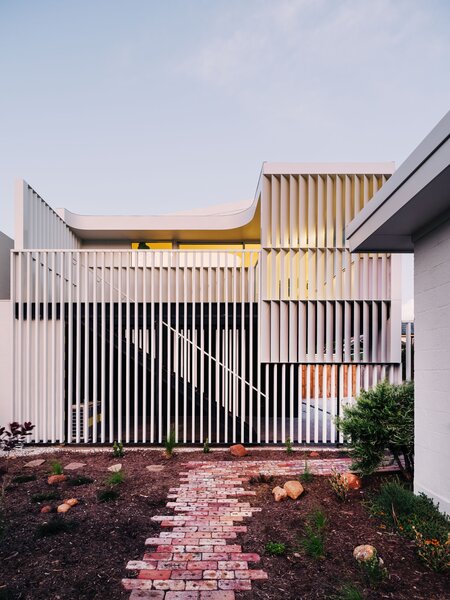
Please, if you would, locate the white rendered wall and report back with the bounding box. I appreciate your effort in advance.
[0,231,13,299]
[0,301,13,425]
[414,217,450,515]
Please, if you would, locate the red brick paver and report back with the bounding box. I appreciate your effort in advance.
[123,457,398,598]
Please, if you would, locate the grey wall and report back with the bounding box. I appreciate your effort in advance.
[0,231,13,299]
[414,216,450,515]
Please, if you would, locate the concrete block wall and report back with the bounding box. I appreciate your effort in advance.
[414,216,450,515]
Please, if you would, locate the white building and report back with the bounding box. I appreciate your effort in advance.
[347,111,450,515]
[0,163,403,446]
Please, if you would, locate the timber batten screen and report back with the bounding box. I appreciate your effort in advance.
[10,167,401,445]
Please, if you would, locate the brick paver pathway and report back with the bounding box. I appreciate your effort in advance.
[122,457,398,599]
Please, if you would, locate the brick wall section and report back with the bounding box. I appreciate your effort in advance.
[414,217,450,515]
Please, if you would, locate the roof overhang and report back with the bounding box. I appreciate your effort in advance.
[346,111,450,253]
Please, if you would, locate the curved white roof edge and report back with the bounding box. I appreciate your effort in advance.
[56,194,259,238]
[263,161,395,175]
[163,198,254,217]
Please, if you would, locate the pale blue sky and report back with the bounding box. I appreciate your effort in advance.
[1,0,449,314]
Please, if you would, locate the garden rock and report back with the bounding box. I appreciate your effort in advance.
[108,463,122,472]
[283,480,304,500]
[40,505,52,514]
[309,451,320,458]
[63,498,78,507]
[24,459,45,468]
[47,474,67,485]
[272,486,288,502]
[64,462,86,471]
[57,503,71,513]
[353,544,376,562]
[229,444,247,457]
[146,465,164,472]
[343,472,362,490]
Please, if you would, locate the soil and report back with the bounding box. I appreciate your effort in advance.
[0,449,448,600]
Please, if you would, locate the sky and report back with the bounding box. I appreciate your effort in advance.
[1,0,450,316]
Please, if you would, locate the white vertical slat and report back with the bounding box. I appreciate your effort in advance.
[249,252,254,443]
[142,253,148,443]
[183,259,188,443]
[59,252,65,442]
[322,364,327,443]
[306,364,311,444]
[199,252,205,443]
[281,363,286,443]
[167,251,172,441]
[330,364,336,444]
[406,321,412,380]
[354,302,361,363]
[240,252,246,442]
[344,301,351,363]
[115,253,121,443]
[134,253,139,442]
[101,252,107,443]
[125,252,131,443]
[273,364,278,443]
[158,254,163,443]
[207,257,212,442]
[42,252,48,442]
[265,363,269,443]
[84,253,89,442]
[75,252,81,443]
[175,252,180,442]
[314,363,319,443]
[289,363,294,442]
[67,251,73,443]
[150,252,155,443]
[191,254,197,443]
[224,260,229,444]
[215,263,221,443]
[231,253,237,442]
[338,365,345,443]
[298,364,303,443]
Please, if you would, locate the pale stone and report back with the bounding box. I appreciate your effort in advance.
[63,498,78,507]
[283,480,304,500]
[64,462,86,471]
[353,544,376,562]
[229,444,247,457]
[108,463,122,472]
[146,465,164,472]
[57,503,71,513]
[47,474,67,485]
[343,472,362,490]
[272,486,288,502]
[24,459,45,467]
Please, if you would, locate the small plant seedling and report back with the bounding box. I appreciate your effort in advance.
[359,552,388,586]
[12,474,37,484]
[203,438,210,453]
[36,517,77,537]
[285,437,293,454]
[329,583,364,600]
[300,461,314,483]
[31,491,60,503]
[112,440,124,458]
[50,461,64,475]
[97,488,120,503]
[329,470,350,502]
[249,473,274,485]
[299,509,327,559]
[67,475,94,487]
[265,541,287,556]
[105,470,124,486]
[164,428,177,457]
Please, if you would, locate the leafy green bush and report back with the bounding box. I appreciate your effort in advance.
[112,441,124,458]
[329,470,349,502]
[265,541,286,556]
[203,438,210,453]
[12,474,37,484]
[97,489,120,502]
[285,437,293,454]
[370,480,449,571]
[300,461,314,483]
[358,552,388,586]
[0,422,34,452]
[50,461,64,475]
[329,584,364,600]
[336,380,414,479]
[67,475,94,487]
[31,491,60,503]
[164,428,177,457]
[105,470,124,486]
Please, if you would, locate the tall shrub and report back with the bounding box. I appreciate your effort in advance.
[336,381,414,479]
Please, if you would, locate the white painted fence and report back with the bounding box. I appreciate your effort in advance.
[11,249,400,445]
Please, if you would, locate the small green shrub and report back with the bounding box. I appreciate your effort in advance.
[36,517,77,537]
[112,440,124,458]
[329,584,364,600]
[97,489,120,503]
[336,380,414,479]
[50,461,64,475]
[105,470,124,486]
[67,475,94,487]
[164,428,177,456]
[265,541,286,556]
[359,552,388,586]
[299,509,327,559]
[12,474,37,484]
[329,470,349,502]
[0,421,34,452]
[285,437,293,454]
[31,491,60,503]
[203,438,210,453]
[370,480,449,571]
[300,461,314,483]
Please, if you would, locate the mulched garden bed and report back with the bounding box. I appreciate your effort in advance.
[0,448,448,600]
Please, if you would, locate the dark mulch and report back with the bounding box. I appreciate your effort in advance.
[0,449,448,600]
